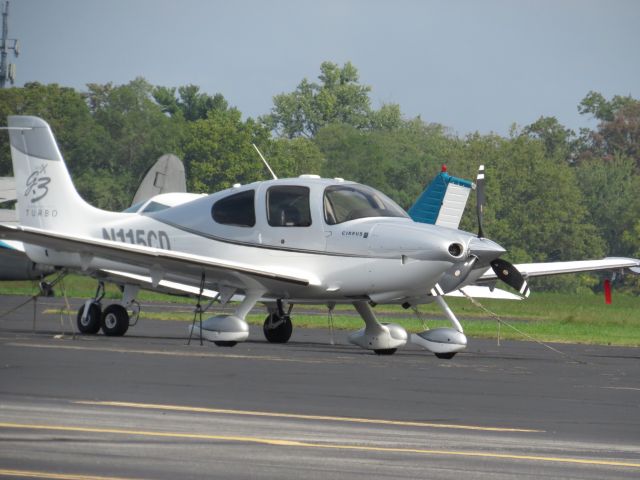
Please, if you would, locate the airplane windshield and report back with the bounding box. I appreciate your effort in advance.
[323,184,408,225]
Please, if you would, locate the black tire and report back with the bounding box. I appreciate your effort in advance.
[101,304,129,336]
[435,352,457,359]
[76,302,101,334]
[374,348,397,355]
[214,341,238,347]
[263,313,293,343]
[39,281,54,297]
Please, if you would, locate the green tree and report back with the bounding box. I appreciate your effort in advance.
[485,134,605,264]
[577,91,640,168]
[262,138,325,179]
[153,84,230,121]
[576,154,640,256]
[578,91,637,122]
[84,78,180,208]
[0,82,101,179]
[522,116,575,161]
[179,109,271,192]
[264,61,373,138]
[315,118,456,209]
[368,103,403,131]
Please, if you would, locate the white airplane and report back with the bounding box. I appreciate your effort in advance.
[1,116,638,358]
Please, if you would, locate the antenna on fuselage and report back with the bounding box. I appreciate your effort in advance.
[252,143,277,180]
[1,1,20,88]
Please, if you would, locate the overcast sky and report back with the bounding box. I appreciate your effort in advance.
[6,0,640,135]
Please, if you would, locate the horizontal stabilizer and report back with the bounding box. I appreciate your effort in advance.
[446,285,523,300]
[408,169,473,229]
[0,177,16,203]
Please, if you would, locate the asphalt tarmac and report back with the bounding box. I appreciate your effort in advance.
[0,295,639,479]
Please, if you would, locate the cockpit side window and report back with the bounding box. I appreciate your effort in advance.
[323,185,408,225]
[267,186,311,227]
[211,190,256,227]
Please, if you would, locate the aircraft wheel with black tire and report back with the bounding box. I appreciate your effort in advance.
[374,348,397,355]
[76,302,101,334]
[263,313,293,343]
[39,281,55,297]
[435,352,456,359]
[214,341,238,347]
[101,304,129,336]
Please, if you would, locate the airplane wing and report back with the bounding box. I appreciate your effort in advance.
[0,224,318,290]
[447,285,523,300]
[97,269,225,299]
[477,257,640,282]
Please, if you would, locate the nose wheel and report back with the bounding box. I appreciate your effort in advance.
[435,352,457,359]
[263,312,293,343]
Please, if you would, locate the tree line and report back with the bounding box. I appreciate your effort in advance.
[1,61,638,292]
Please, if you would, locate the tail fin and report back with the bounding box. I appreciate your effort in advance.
[8,116,114,231]
[408,167,473,229]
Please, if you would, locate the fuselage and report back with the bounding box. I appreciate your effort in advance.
[24,176,482,304]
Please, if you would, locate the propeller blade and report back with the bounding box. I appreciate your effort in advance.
[490,258,531,298]
[430,257,478,296]
[476,165,485,238]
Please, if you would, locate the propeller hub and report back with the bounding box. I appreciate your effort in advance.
[467,237,506,265]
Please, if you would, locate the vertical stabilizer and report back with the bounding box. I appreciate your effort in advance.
[408,169,473,229]
[132,153,186,205]
[8,115,115,231]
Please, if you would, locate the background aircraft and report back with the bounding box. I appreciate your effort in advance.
[1,116,638,358]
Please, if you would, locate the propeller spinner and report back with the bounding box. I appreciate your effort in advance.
[431,164,531,299]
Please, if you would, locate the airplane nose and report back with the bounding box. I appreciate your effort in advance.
[369,223,468,262]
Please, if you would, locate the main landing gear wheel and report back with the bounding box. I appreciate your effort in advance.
[101,304,130,336]
[214,341,238,347]
[76,302,101,334]
[435,352,457,359]
[374,348,397,355]
[263,313,293,343]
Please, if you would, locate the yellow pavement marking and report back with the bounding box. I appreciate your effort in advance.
[1,422,638,469]
[5,341,325,364]
[75,400,543,433]
[0,469,140,480]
